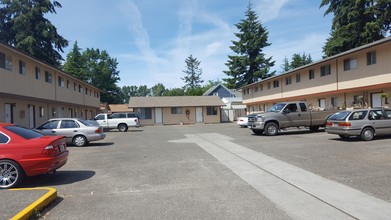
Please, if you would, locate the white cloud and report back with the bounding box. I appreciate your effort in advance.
[254,0,290,22]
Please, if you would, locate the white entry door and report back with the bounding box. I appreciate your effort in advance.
[319,98,326,109]
[196,107,203,123]
[4,104,12,123]
[155,108,163,124]
[372,93,382,107]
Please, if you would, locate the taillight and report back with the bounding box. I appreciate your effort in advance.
[338,122,351,127]
[326,122,333,126]
[95,128,102,133]
[42,145,58,156]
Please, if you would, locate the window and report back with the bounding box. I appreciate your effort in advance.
[110,113,127,118]
[267,82,271,89]
[136,108,152,119]
[285,77,292,85]
[320,64,331,76]
[273,80,279,88]
[38,120,59,129]
[296,73,301,83]
[259,85,263,91]
[171,107,183,114]
[349,111,367,120]
[19,60,26,75]
[309,69,315,79]
[74,82,77,91]
[79,85,82,93]
[35,67,40,80]
[343,58,357,71]
[5,125,44,139]
[299,103,307,112]
[353,95,362,104]
[0,52,12,71]
[331,98,338,108]
[0,132,10,144]
[39,107,44,117]
[60,120,79,129]
[207,106,218,115]
[254,87,258,92]
[45,71,52,83]
[67,80,70,89]
[367,51,376,65]
[85,87,88,95]
[284,103,298,112]
[58,76,64,87]
[368,110,385,120]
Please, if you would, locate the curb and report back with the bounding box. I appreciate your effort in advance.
[9,187,57,220]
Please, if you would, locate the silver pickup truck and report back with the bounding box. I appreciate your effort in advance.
[248,101,338,135]
[93,112,139,132]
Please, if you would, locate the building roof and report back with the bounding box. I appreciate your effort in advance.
[203,83,237,97]
[128,96,225,108]
[241,36,391,89]
[109,104,134,112]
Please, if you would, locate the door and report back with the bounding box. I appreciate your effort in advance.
[196,107,203,123]
[29,105,35,128]
[319,98,326,109]
[221,109,229,122]
[155,108,163,124]
[372,93,382,107]
[4,104,13,123]
[281,103,311,127]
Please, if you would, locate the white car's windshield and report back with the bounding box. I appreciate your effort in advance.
[267,103,286,113]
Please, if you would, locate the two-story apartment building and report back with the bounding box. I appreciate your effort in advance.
[0,43,101,128]
[242,37,391,113]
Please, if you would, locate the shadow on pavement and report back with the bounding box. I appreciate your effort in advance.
[20,170,96,188]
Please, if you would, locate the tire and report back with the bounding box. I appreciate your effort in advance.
[252,129,264,135]
[73,135,87,147]
[309,126,320,132]
[338,134,350,139]
[0,160,24,189]
[264,122,279,136]
[118,124,128,132]
[360,127,374,141]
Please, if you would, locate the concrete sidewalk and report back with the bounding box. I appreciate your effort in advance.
[1,187,57,220]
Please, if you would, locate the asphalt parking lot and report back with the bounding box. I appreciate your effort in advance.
[15,123,391,219]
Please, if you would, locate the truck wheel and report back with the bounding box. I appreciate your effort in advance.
[252,129,263,135]
[118,124,128,132]
[360,127,374,141]
[309,126,319,132]
[265,122,279,136]
[0,159,24,189]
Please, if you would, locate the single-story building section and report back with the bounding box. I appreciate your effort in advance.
[128,96,225,125]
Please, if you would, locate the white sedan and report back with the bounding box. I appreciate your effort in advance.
[237,114,257,127]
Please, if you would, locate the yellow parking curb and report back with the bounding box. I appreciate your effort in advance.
[9,187,57,220]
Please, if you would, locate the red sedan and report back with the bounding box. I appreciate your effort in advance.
[0,123,69,189]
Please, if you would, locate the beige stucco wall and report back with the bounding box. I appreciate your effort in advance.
[242,40,391,111]
[0,44,101,126]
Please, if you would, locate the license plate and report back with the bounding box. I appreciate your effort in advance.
[59,144,65,152]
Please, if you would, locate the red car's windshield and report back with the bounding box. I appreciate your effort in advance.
[5,125,44,139]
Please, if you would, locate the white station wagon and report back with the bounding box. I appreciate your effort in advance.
[325,108,391,141]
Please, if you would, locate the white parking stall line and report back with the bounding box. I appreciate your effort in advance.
[170,133,391,220]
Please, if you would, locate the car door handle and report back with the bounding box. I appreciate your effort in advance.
[73,130,78,132]
[51,131,56,133]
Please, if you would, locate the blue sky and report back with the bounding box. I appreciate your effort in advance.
[48,0,333,88]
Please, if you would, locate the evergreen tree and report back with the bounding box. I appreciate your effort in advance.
[281,56,290,73]
[0,0,68,66]
[320,0,391,57]
[63,41,86,81]
[151,83,167,96]
[181,55,203,90]
[223,3,275,89]
[63,47,121,103]
[290,53,312,69]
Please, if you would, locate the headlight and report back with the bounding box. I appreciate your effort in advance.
[257,116,264,122]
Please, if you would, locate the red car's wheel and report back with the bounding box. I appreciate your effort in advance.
[0,160,24,189]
